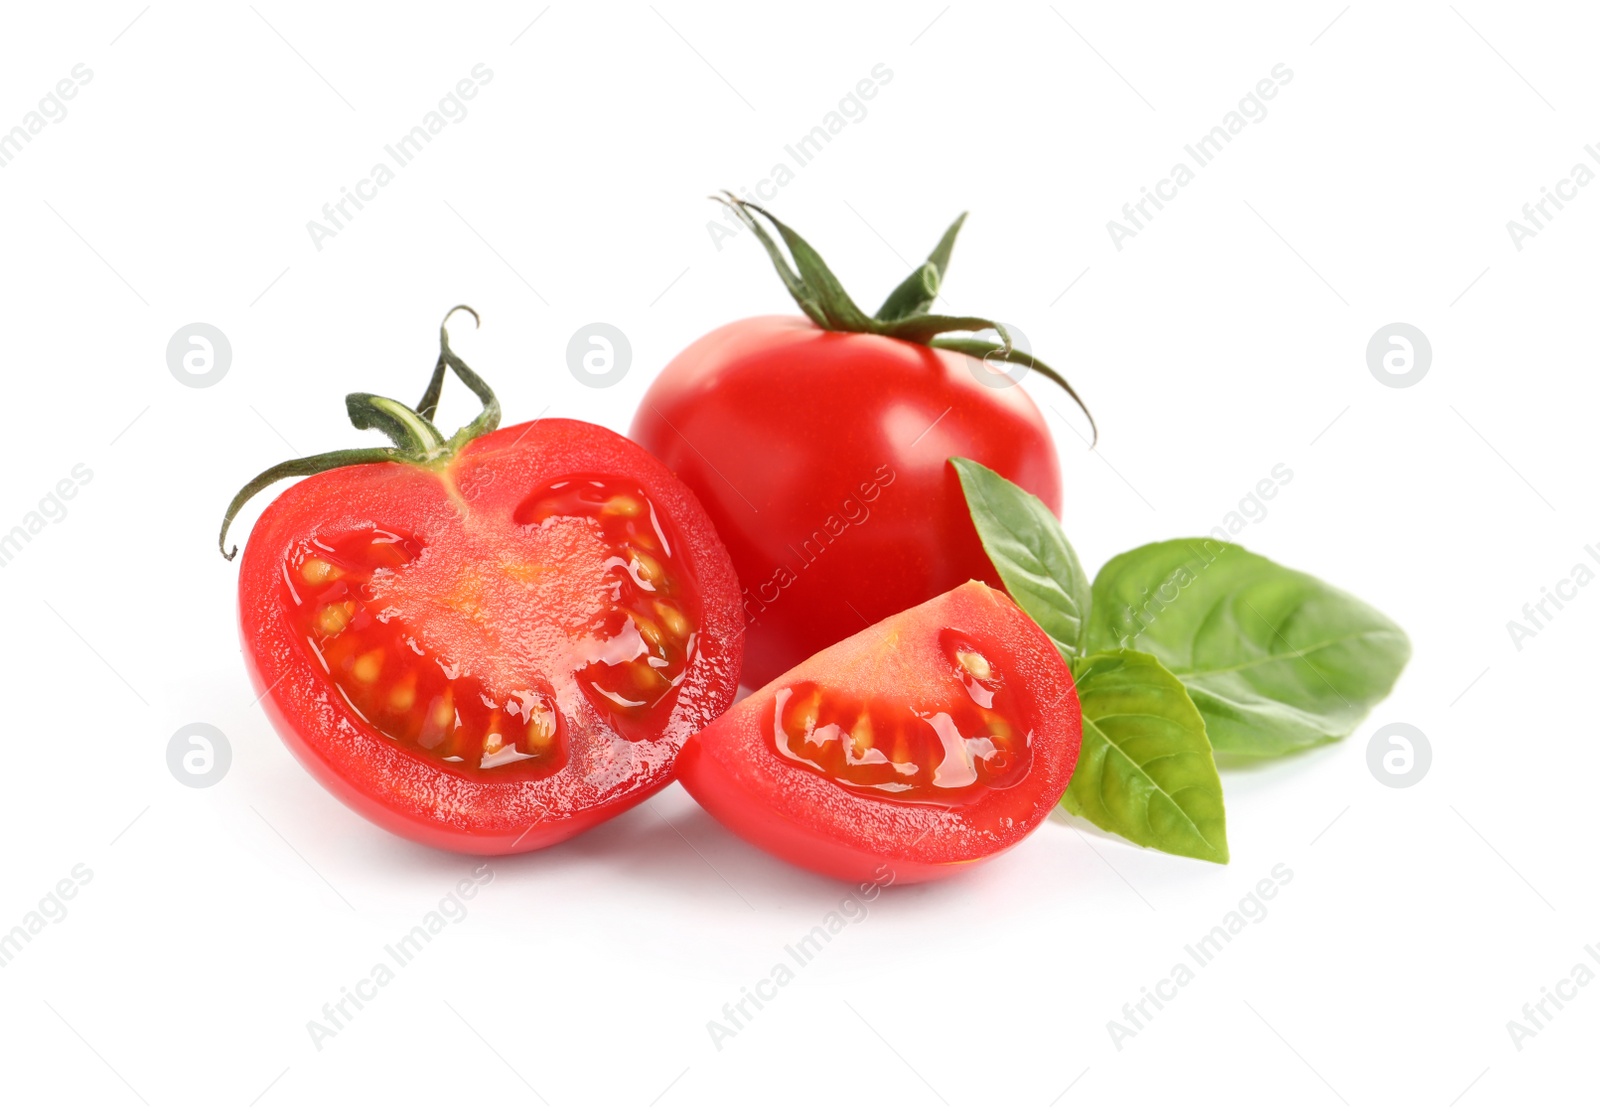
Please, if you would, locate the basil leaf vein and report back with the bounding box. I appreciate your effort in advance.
[1087,539,1411,756]
[1064,650,1228,863]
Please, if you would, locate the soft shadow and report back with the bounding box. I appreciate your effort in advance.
[344,785,1086,909]
[444,787,854,909]
[1049,806,1147,854]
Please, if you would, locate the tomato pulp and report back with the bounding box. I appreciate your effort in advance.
[676,581,1081,883]
[631,315,1061,688]
[236,415,743,854]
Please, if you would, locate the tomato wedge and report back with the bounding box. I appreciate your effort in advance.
[224,311,742,853]
[676,581,1080,883]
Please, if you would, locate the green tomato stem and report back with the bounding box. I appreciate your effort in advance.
[716,194,1096,443]
[217,305,503,561]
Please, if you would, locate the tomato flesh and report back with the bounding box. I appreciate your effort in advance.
[515,477,701,735]
[289,525,563,779]
[240,419,742,854]
[769,629,1032,804]
[676,581,1080,883]
[283,473,701,782]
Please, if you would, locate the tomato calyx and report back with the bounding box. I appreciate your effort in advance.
[714,193,1096,441]
[219,305,501,560]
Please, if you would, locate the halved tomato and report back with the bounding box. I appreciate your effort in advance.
[225,311,742,853]
[676,580,1080,883]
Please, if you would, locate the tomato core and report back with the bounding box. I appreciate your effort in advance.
[764,628,1032,804]
[283,473,700,779]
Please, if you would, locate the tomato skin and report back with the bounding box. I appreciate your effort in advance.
[630,316,1062,690]
[238,418,743,854]
[676,581,1081,884]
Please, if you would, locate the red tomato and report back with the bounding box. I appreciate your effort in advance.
[228,319,742,854]
[632,315,1061,688]
[676,581,1081,883]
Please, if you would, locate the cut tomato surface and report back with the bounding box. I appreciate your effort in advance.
[238,417,743,854]
[676,581,1081,883]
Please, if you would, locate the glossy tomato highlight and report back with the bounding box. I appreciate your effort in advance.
[676,581,1082,883]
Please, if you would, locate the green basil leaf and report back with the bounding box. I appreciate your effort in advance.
[1063,650,1228,864]
[953,457,1090,658]
[1086,539,1411,757]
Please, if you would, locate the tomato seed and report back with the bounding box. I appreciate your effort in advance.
[352,650,383,684]
[655,601,689,638]
[318,602,354,635]
[301,557,339,584]
[956,649,992,680]
[388,675,416,712]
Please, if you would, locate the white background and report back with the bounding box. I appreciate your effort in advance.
[0,2,1593,1108]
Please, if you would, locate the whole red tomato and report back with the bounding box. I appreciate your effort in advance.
[632,199,1088,688]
